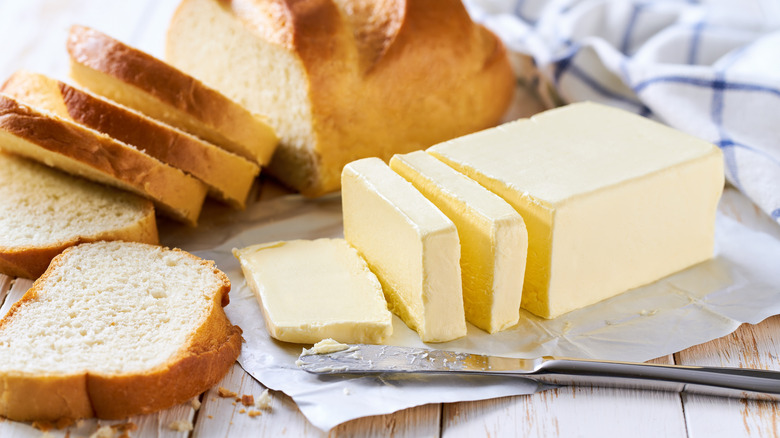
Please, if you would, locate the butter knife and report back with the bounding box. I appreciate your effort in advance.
[297,344,780,400]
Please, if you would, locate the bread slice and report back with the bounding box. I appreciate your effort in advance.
[0,93,207,225]
[166,0,515,196]
[2,71,260,209]
[0,153,158,279]
[66,25,278,166]
[0,241,242,421]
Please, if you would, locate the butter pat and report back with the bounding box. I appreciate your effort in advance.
[429,102,724,319]
[233,238,393,344]
[342,158,466,343]
[390,151,527,333]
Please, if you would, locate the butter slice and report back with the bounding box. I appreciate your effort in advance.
[342,158,466,343]
[390,151,527,333]
[233,238,393,344]
[429,102,724,319]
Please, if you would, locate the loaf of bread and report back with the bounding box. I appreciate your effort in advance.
[0,93,208,225]
[0,241,241,421]
[0,153,158,279]
[66,25,278,166]
[2,71,260,209]
[165,0,515,196]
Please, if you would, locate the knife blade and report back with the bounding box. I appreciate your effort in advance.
[297,344,780,401]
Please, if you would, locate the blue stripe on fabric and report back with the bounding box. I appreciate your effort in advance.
[720,141,742,189]
[634,76,780,98]
[687,20,706,64]
[772,209,780,220]
[719,140,780,168]
[620,4,648,55]
[566,63,651,113]
[514,0,538,26]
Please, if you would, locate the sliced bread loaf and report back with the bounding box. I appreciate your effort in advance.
[0,93,207,225]
[0,153,158,279]
[2,71,260,209]
[0,241,242,421]
[166,0,515,196]
[66,25,278,166]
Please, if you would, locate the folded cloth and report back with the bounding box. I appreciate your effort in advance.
[465,0,780,225]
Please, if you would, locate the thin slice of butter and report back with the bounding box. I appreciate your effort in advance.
[233,238,393,344]
[429,102,724,319]
[342,158,466,343]
[301,338,353,355]
[390,151,527,333]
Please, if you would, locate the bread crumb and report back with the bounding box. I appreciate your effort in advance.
[168,420,193,432]
[248,410,262,418]
[231,401,237,406]
[113,422,137,436]
[190,397,202,411]
[218,387,237,398]
[239,408,246,414]
[208,415,213,419]
[255,389,272,410]
[33,417,75,432]
[234,397,241,402]
[32,421,53,432]
[241,394,255,406]
[89,426,117,438]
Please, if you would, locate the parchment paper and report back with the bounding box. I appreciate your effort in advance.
[165,192,780,432]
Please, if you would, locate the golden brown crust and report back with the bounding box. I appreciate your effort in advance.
[213,0,514,196]
[0,93,207,225]
[0,244,241,421]
[66,25,278,165]
[1,71,260,208]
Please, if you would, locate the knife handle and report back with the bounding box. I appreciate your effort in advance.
[532,358,780,400]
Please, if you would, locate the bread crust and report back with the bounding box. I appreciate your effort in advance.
[0,93,207,225]
[0,244,241,421]
[168,0,514,196]
[1,71,260,209]
[66,25,278,165]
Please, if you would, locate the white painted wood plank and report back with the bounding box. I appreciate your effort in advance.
[195,363,326,437]
[678,317,780,438]
[330,404,441,438]
[442,381,687,438]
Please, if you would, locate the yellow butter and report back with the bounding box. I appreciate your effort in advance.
[342,158,466,343]
[429,102,724,318]
[390,151,527,333]
[233,238,392,344]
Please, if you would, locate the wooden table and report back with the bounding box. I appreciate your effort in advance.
[2,1,780,436]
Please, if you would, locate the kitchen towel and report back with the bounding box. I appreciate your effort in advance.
[464,0,780,225]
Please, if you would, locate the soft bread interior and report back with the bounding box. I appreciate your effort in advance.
[0,153,154,248]
[166,0,317,188]
[0,242,225,374]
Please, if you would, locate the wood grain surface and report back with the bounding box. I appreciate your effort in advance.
[1,0,780,436]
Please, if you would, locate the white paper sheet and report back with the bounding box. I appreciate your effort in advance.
[171,193,780,432]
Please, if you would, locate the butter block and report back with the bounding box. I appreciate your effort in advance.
[390,151,527,333]
[342,158,466,343]
[429,102,724,319]
[233,238,393,344]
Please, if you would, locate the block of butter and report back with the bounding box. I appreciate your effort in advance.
[233,238,393,344]
[342,158,467,343]
[390,151,528,333]
[429,102,724,319]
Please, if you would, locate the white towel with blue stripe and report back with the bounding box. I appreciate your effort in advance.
[465,0,780,225]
